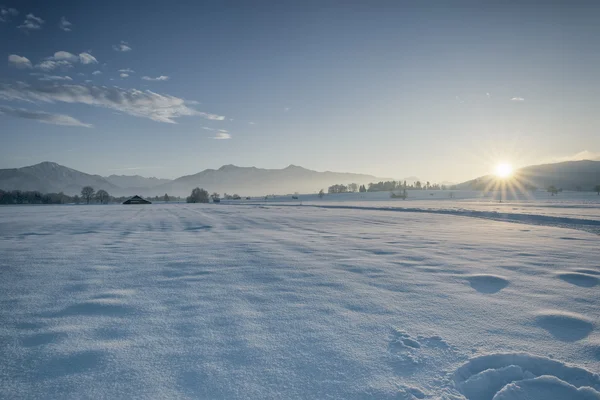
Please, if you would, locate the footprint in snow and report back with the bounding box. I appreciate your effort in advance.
[535,310,594,342]
[465,275,509,294]
[557,272,599,288]
[453,353,600,400]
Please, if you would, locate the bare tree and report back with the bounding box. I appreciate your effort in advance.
[95,189,110,204]
[186,187,209,203]
[81,186,95,204]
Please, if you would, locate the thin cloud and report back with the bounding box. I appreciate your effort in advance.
[18,13,44,31]
[79,52,98,64]
[92,70,102,75]
[59,16,72,31]
[511,97,525,102]
[113,41,132,52]
[212,130,231,140]
[142,75,170,81]
[118,68,134,73]
[120,73,129,78]
[8,54,32,69]
[36,60,73,71]
[0,105,91,127]
[30,73,73,81]
[0,6,18,22]
[53,51,79,62]
[35,51,98,70]
[0,82,225,123]
[40,75,73,81]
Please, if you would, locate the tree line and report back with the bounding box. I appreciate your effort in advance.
[326,180,453,195]
[0,187,182,205]
[185,189,252,203]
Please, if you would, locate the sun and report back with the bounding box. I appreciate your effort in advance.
[494,163,513,178]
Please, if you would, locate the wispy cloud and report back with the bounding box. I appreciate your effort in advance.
[30,73,73,81]
[0,105,91,127]
[142,75,170,81]
[53,51,79,62]
[0,6,18,22]
[92,70,102,75]
[0,82,225,123]
[8,54,32,69]
[36,60,72,71]
[18,13,44,31]
[553,150,600,162]
[212,129,231,140]
[511,97,525,102]
[118,68,134,74]
[113,41,132,52]
[79,52,98,64]
[34,51,98,70]
[120,73,129,78]
[59,16,72,31]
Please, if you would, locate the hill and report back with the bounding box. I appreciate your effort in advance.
[105,175,171,189]
[457,160,600,191]
[0,162,119,195]
[152,164,385,197]
[0,162,387,197]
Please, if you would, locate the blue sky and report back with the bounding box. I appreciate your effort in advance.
[1,0,599,182]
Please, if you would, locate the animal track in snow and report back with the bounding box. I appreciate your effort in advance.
[453,353,600,400]
[388,328,452,376]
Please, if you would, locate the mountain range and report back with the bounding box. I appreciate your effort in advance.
[0,162,387,197]
[457,160,600,191]
[1,160,598,198]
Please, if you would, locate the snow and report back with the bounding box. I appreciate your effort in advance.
[0,196,599,399]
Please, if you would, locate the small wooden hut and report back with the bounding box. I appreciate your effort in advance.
[123,195,152,205]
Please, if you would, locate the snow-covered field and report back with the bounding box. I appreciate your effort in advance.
[1,197,599,399]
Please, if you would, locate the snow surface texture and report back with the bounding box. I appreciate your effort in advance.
[1,201,599,399]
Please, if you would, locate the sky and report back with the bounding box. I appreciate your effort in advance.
[1,0,599,182]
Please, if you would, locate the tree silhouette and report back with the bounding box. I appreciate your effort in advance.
[318,189,325,199]
[95,189,109,204]
[547,186,558,196]
[595,185,600,195]
[81,186,95,204]
[186,187,209,203]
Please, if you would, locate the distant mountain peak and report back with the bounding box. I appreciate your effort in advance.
[35,161,62,168]
[284,164,306,170]
[218,164,239,171]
